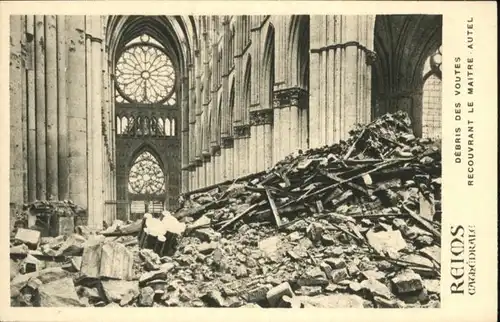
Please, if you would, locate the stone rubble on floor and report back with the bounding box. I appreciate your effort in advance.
[10,112,441,308]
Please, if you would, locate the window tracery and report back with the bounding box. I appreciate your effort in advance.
[128,151,166,195]
[115,34,176,105]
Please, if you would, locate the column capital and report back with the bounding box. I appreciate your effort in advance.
[202,150,211,162]
[233,124,251,139]
[221,136,234,149]
[210,144,222,156]
[250,109,273,126]
[310,41,378,66]
[273,87,308,109]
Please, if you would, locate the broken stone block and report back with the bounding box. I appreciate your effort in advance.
[140,248,162,271]
[324,284,338,292]
[415,235,434,247]
[328,246,344,256]
[10,260,20,280]
[55,234,86,256]
[197,242,218,255]
[373,296,399,308]
[258,236,281,258]
[392,269,424,294]
[288,231,302,241]
[419,192,435,221]
[420,245,441,264]
[400,254,434,268]
[10,244,30,256]
[245,285,271,303]
[70,257,82,272]
[21,254,41,273]
[349,281,362,292]
[78,285,101,300]
[99,242,134,280]
[306,223,323,242]
[200,290,225,307]
[329,268,349,283]
[38,277,83,307]
[236,265,248,278]
[101,280,139,303]
[324,257,346,269]
[80,235,105,278]
[189,215,211,230]
[319,261,333,276]
[266,282,294,307]
[366,229,407,255]
[138,262,175,286]
[138,286,155,307]
[296,286,322,296]
[423,279,440,294]
[297,294,368,308]
[360,278,393,299]
[11,267,72,298]
[361,270,385,281]
[321,234,335,246]
[192,228,220,243]
[346,262,360,276]
[15,228,41,250]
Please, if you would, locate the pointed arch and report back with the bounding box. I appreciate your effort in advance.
[127,146,166,195]
[372,15,442,136]
[262,23,275,108]
[288,15,310,89]
[243,55,252,117]
[229,77,236,126]
[128,143,165,170]
[217,94,223,141]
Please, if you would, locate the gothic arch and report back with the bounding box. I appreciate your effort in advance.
[262,23,275,108]
[229,77,236,127]
[372,15,442,136]
[128,143,165,171]
[108,16,192,219]
[243,55,252,114]
[288,15,310,89]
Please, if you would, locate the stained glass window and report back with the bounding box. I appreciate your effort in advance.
[128,151,166,195]
[115,35,176,104]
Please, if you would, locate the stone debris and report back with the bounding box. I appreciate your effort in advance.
[10,112,441,308]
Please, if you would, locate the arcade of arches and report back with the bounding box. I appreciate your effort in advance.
[9,15,442,229]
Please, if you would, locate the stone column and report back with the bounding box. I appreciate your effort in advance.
[309,15,375,148]
[34,15,47,199]
[181,76,190,193]
[272,88,308,161]
[66,16,88,208]
[194,51,203,189]
[57,16,69,200]
[44,15,59,199]
[187,63,196,190]
[250,109,273,171]
[10,15,24,205]
[26,16,37,201]
[89,17,104,229]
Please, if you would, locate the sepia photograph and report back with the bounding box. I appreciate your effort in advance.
[9,13,444,309]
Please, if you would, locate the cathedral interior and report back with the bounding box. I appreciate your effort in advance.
[9,15,442,229]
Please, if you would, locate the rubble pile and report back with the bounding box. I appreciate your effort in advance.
[12,200,87,238]
[10,111,442,308]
